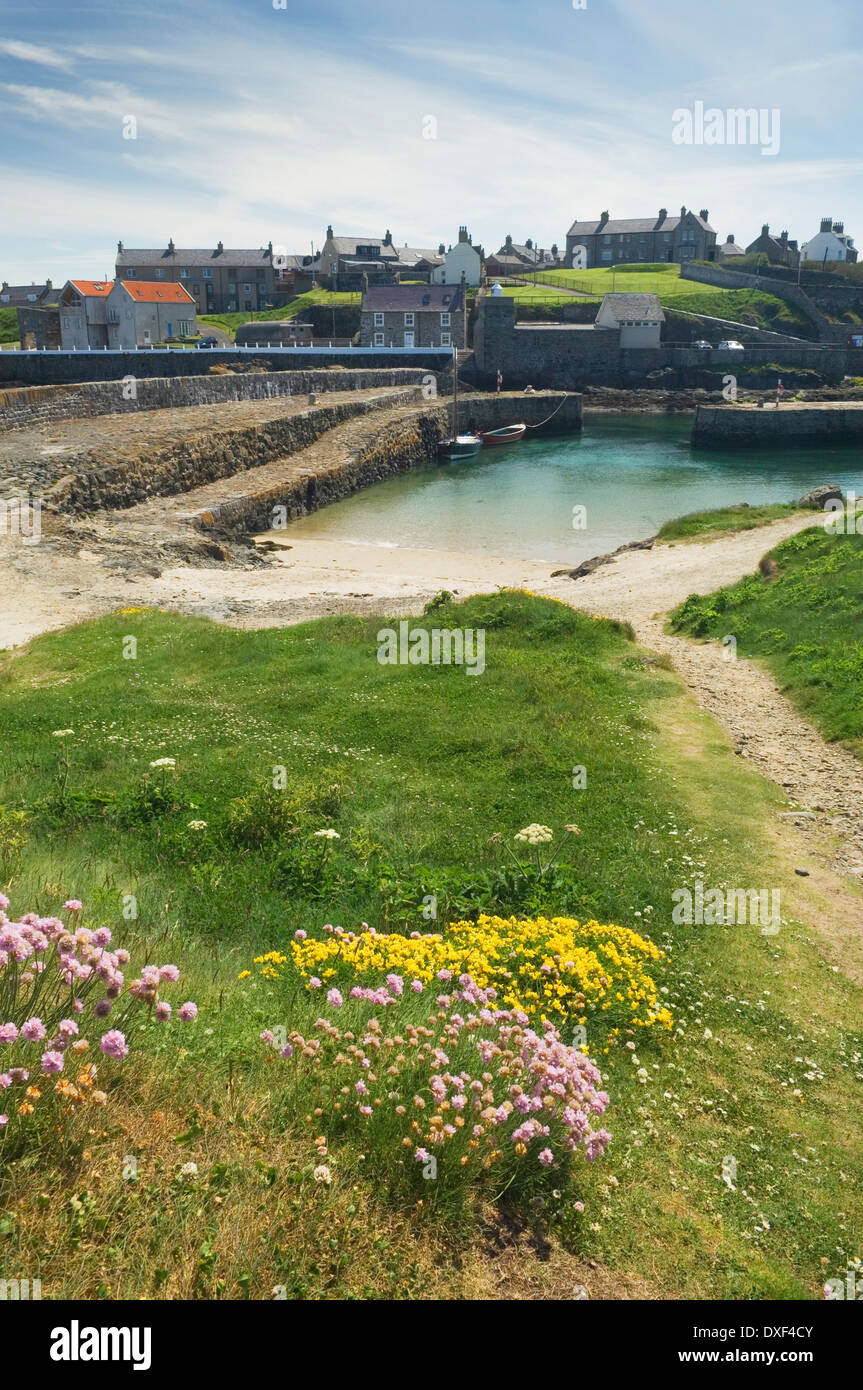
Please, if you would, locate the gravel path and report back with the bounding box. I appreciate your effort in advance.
[540,516,863,877]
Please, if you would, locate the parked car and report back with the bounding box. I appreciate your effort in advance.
[196,336,220,349]
[717,340,745,351]
[691,340,713,350]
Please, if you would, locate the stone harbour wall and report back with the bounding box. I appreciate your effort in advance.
[692,402,863,447]
[0,367,432,432]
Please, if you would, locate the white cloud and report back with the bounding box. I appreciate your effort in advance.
[0,39,73,70]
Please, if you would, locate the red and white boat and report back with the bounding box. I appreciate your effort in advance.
[480,423,527,446]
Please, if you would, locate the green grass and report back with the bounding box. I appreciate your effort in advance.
[200,290,361,339]
[1,591,861,1298]
[657,502,800,542]
[670,525,863,754]
[531,264,813,334]
[0,308,19,344]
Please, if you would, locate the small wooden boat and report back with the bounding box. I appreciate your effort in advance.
[437,346,483,460]
[480,423,527,446]
[437,433,482,460]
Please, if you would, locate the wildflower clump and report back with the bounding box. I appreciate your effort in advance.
[0,894,197,1147]
[257,914,671,1035]
[262,971,611,1195]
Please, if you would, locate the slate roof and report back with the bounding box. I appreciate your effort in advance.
[116,247,274,268]
[0,282,54,305]
[327,237,400,260]
[361,283,464,313]
[717,239,745,256]
[597,293,665,323]
[567,213,714,236]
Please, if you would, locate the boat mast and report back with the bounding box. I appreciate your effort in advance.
[452,344,459,437]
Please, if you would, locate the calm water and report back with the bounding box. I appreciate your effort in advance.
[285,415,863,565]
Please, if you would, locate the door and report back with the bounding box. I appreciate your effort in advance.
[404,331,414,347]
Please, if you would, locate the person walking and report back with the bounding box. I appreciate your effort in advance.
[496,369,503,394]
[775,378,784,407]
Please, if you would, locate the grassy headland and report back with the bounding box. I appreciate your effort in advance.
[0,592,861,1298]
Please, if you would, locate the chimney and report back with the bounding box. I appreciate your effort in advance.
[438,242,446,255]
[217,240,224,253]
[600,211,609,225]
[267,240,273,254]
[820,217,832,233]
[505,233,513,246]
[761,224,769,237]
[117,239,124,253]
[168,238,175,253]
[326,224,333,240]
[658,208,667,222]
[46,278,52,289]
[383,229,392,246]
[834,221,844,234]
[727,234,735,244]
[699,209,708,222]
[680,205,687,218]
[458,226,469,243]
[526,237,533,249]
[780,230,788,245]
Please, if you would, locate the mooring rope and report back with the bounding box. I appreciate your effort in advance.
[524,393,573,428]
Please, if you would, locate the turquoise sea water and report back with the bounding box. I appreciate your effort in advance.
[284,414,863,565]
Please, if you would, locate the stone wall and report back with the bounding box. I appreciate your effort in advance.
[692,403,863,448]
[679,263,838,341]
[0,367,431,432]
[0,349,451,388]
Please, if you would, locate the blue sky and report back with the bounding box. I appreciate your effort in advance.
[1,0,862,281]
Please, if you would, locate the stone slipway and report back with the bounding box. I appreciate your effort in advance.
[115,391,582,537]
[41,387,424,513]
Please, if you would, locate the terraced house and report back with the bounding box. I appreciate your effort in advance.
[565,207,716,267]
[57,279,197,349]
[359,282,465,348]
[115,240,279,313]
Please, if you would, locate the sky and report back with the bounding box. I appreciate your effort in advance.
[1,0,862,283]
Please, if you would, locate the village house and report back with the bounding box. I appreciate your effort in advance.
[318,228,444,289]
[115,241,279,314]
[565,208,716,267]
[745,224,800,267]
[430,228,483,286]
[485,235,558,279]
[58,279,197,349]
[802,217,858,265]
[359,282,465,349]
[0,279,56,308]
[716,233,746,261]
[594,293,665,347]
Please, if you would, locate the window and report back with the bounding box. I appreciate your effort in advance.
[202,268,213,279]
[440,312,450,326]
[193,284,200,294]
[125,269,136,278]
[108,309,119,323]
[374,332,385,345]
[243,282,252,293]
[440,331,451,346]
[601,251,612,262]
[228,301,236,311]
[155,269,165,279]
[178,319,193,336]
[603,235,611,244]
[374,312,384,327]
[404,312,414,326]
[180,268,190,278]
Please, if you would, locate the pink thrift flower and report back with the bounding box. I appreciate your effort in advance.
[0,1115,7,1127]
[279,1044,293,1059]
[64,899,83,913]
[309,977,322,989]
[294,930,307,941]
[100,1029,129,1059]
[94,999,112,1018]
[538,1148,554,1166]
[21,1017,47,1042]
[0,892,9,910]
[58,1019,79,1038]
[326,989,343,1008]
[178,1002,198,1022]
[158,964,180,982]
[155,1002,172,1022]
[410,980,423,994]
[0,1023,18,1045]
[41,1051,65,1075]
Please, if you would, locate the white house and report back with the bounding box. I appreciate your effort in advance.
[106,280,197,347]
[594,293,664,348]
[430,227,482,286]
[802,218,857,265]
[58,280,113,349]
